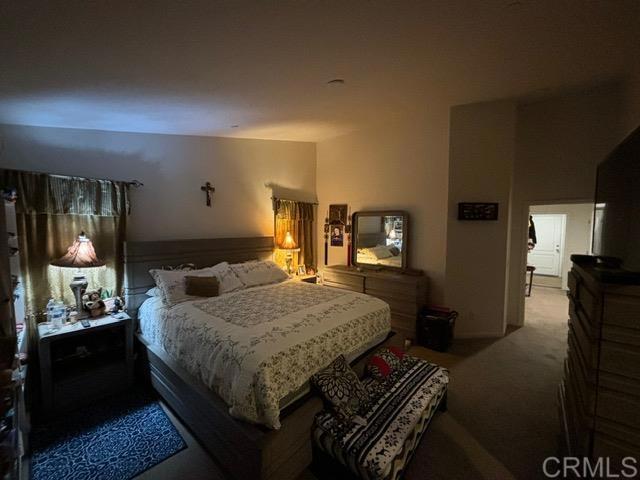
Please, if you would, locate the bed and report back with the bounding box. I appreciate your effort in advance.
[125,236,394,480]
[356,245,403,268]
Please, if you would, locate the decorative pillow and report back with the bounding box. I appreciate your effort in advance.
[370,245,393,260]
[311,355,369,422]
[388,245,401,256]
[145,287,160,297]
[185,276,219,297]
[208,261,244,294]
[230,260,289,288]
[149,267,218,306]
[366,347,406,381]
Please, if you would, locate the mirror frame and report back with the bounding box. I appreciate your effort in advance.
[351,210,409,271]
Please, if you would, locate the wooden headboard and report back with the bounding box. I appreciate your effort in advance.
[123,236,274,317]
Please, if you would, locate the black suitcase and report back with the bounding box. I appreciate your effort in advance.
[416,307,457,352]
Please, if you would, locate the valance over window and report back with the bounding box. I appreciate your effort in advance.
[274,199,314,221]
[1,169,129,217]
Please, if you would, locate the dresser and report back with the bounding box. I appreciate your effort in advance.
[322,265,427,341]
[559,258,640,461]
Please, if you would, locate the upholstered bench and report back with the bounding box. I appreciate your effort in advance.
[312,356,449,480]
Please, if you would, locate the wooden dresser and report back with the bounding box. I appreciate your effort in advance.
[559,259,640,461]
[322,265,428,341]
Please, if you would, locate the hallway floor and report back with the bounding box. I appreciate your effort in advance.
[401,285,569,479]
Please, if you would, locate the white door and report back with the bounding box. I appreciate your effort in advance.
[528,214,565,276]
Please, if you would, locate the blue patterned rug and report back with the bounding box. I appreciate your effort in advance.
[31,390,186,480]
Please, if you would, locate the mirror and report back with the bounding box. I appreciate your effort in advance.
[352,211,408,270]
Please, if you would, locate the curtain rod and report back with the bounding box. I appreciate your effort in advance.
[271,196,318,205]
[49,172,144,188]
[12,167,144,187]
[0,167,143,187]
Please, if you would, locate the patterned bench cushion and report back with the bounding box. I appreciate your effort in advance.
[313,357,448,480]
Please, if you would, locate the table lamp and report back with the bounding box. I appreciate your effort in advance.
[279,232,300,275]
[50,232,105,312]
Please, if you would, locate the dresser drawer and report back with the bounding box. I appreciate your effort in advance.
[569,269,602,323]
[365,292,419,316]
[594,417,640,453]
[365,285,419,305]
[323,280,362,293]
[566,348,596,415]
[562,372,593,456]
[322,271,364,292]
[568,294,599,339]
[596,387,640,430]
[568,327,598,383]
[600,340,640,381]
[366,277,423,296]
[568,311,599,369]
[593,431,640,461]
[603,294,640,331]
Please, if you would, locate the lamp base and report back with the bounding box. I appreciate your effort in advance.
[285,256,293,275]
[70,270,88,314]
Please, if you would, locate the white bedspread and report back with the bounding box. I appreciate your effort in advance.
[138,280,391,429]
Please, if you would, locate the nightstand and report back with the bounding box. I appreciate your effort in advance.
[296,274,318,284]
[37,312,133,416]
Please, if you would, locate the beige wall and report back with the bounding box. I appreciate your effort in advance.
[529,203,593,290]
[316,110,450,303]
[0,124,316,242]
[445,100,517,337]
[506,83,629,326]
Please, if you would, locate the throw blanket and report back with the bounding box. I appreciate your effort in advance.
[314,358,449,479]
[141,281,391,429]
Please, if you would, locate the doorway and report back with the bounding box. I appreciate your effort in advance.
[524,202,593,325]
[528,213,565,280]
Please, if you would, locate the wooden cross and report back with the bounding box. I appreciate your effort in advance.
[200,182,215,207]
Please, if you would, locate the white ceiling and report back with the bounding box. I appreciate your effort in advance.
[1,0,638,142]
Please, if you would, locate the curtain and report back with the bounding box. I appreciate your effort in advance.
[0,169,129,330]
[273,199,315,271]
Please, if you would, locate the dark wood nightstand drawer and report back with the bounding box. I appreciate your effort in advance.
[38,313,134,417]
[54,361,128,411]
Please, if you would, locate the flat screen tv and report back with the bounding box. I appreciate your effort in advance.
[592,125,640,273]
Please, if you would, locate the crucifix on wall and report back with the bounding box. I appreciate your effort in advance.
[200,182,215,207]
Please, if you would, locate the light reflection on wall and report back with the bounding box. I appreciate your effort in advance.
[0,93,238,136]
[0,93,354,141]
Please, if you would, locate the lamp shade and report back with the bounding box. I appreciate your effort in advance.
[280,231,298,250]
[50,232,105,268]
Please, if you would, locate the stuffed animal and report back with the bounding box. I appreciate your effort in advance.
[82,288,106,317]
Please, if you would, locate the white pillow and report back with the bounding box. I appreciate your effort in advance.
[145,287,160,297]
[370,245,393,260]
[230,260,289,288]
[149,267,219,306]
[208,262,244,294]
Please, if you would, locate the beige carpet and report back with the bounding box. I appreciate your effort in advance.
[532,274,562,289]
[401,286,568,480]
